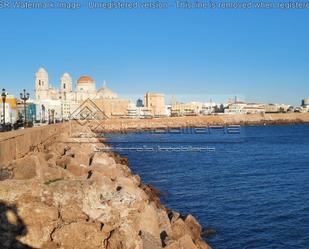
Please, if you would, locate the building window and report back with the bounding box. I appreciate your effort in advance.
[39,80,41,86]
[63,83,66,89]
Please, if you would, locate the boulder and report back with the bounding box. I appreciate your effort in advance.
[66,163,88,177]
[195,239,212,249]
[11,155,39,180]
[184,214,202,241]
[138,204,161,243]
[74,151,91,166]
[169,218,191,241]
[178,234,197,249]
[16,201,59,248]
[91,153,115,166]
[140,230,163,249]
[55,155,72,169]
[60,205,88,223]
[52,222,106,249]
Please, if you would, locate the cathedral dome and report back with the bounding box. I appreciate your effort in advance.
[77,76,94,85]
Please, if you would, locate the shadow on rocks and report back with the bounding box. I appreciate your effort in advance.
[0,201,34,249]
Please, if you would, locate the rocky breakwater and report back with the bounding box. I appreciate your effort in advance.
[0,124,212,249]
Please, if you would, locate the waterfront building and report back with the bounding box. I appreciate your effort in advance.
[0,95,18,124]
[136,98,144,107]
[144,92,166,117]
[301,98,309,108]
[201,102,218,115]
[35,99,62,123]
[127,101,158,118]
[263,103,291,113]
[165,105,171,117]
[127,102,138,118]
[171,102,203,116]
[224,102,266,114]
[299,98,309,112]
[17,100,37,123]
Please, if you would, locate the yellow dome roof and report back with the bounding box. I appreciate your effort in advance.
[77,76,94,84]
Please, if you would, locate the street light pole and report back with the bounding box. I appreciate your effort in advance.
[42,105,45,123]
[1,89,7,129]
[20,89,30,128]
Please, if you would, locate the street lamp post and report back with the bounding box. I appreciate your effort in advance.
[20,89,30,128]
[1,89,7,129]
[42,105,45,123]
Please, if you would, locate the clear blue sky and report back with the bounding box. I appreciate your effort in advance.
[0,1,308,106]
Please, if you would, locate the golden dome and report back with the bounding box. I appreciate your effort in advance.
[77,76,94,84]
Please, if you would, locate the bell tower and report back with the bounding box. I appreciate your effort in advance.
[60,73,72,100]
[35,67,49,101]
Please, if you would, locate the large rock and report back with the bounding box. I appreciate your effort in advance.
[195,239,212,249]
[74,151,91,166]
[91,153,115,166]
[184,214,202,241]
[60,204,88,223]
[138,204,161,243]
[52,222,107,249]
[178,234,197,249]
[66,163,89,177]
[140,230,163,249]
[11,155,39,180]
[16,201,59,248]
[169,218,191,241]
[55,155,72,169]
[105,227,143,249]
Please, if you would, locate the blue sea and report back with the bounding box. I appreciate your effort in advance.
[105,125,309,249]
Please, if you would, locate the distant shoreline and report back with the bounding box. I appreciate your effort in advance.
[91,113,309,133]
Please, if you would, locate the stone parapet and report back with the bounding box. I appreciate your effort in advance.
[0,123,70,167]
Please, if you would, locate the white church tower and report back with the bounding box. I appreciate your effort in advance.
[35,67,49,101]
[60,72,72,100]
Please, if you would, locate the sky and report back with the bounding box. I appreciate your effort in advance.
[0,0,308,106]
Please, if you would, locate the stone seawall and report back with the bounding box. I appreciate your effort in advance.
[0,123,71,167]
[0,122,212,249]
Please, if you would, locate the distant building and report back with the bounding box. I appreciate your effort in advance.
[301,98,309,108]
[17,101,37,123]
[127,102,138,118]
[136,98,144,107]
[144,92,165,117]
[264,103,291,113]
[224,102,266,114]
[301,98,309,112]
[171,102,203,116]
[0,95,18,124]
[35,99,62,123]
[201,102,218,115]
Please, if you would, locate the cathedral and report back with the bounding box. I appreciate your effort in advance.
[34,67,129,120]
[35,67,119,102]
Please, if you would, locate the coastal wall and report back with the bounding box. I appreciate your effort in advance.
[0,122,212,249]
[91,113,309,133]
[0,123,71,167]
